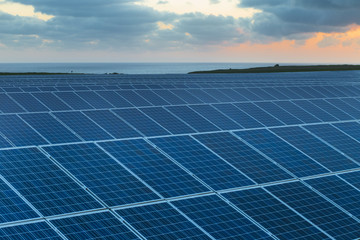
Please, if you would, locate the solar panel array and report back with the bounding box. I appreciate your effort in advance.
[1,71,360,239]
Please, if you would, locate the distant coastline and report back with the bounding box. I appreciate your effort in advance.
[189,65,360,74]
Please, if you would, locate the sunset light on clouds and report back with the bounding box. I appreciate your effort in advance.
[0,0,359,63]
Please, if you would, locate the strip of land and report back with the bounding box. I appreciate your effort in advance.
[189,65,360,74]
[0,72,83,75]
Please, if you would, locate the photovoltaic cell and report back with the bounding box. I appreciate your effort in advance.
[113,108,169,137]
[224,188,330,240]
[117,203,211,240]
[255,101,303,125]
[141,107,195,134]
[173,195,272,240]
[150,136,254,190]
[212,103,263,128]
[235,129,329,177]
[9,93,49,112]
[51,212,140,240]
[43,143,159,207]
[305,124,360,164]
[0,179,39,223]
[0,93,24,113]
[20,113,81,144]
[0,222,62,240]
[0,147,102,216]
[271,126,359,172]
[189,104,242,130]
[306,175,360,219]
[99,139,209,198]
[96,91,133,108]
[76,91,114,109]
[32,92,71,111]
[0,115,48,147]
[340,171,360,190]
[54,92,93,110]
[83,110,140,139]
[53,111,112,141]
[267,182,360,240]
[195,132,293,184]
[166,106,220,132]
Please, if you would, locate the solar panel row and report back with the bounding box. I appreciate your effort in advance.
[1,72,360,239]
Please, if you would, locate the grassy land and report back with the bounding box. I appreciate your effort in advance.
[189,65,360,74]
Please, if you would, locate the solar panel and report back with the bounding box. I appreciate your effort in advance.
[20,113,80,144]
[194,132,293,184]
[117,203,212,239]
[2,72,360,239]
[223,188,330,240]
[99,139,209,198]
[43,143,159,207]
[0,147,102,216]
[0,222,62,240]
[150,135,254,190]
[51,212,140,239]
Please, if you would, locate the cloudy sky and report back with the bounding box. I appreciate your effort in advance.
[0,0,360,63]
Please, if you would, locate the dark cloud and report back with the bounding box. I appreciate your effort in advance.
[239,0,360,39]
[1,1,243,50]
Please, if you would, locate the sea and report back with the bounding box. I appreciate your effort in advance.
[0,62,284,75]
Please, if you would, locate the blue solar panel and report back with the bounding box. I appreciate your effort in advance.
[43,143,159,206]
[310,99,353,121]
[306,176,360,219]
[235,129,329,177]
[212,103,263,128]
[113,108,169,137]
[20,113,81,144]
[235,102,284,127]
[0,147,102,216]
[0,222,62,240]
[255,101,303,125]
[135,90,170,105]
[117,90,152,107]
[99,139,209,198]
[267,182,360,240]
[340,171,360,190]
[54,92,93,110]
[173,195,272,240]
[195,132,293,184]
[32,92,72,111]
[150,136,254,190]
[0,115,48,147]
[166,106,220,132]
[274,101,319,123]
[83,110,140,139]
[292,100,338,122]
[76,91,114,109]
[53,111,112,141]
[51,212,140,240]
[152,89,187,104]
[224,188,330,240]
[271,126,359,171]
[3,73,360,238]
[141,107,195,134]
[305,124,360,164]
[96,91,133,108]
[9,93,49,112]
[0,179,39,223]
[117,203,212,240]
[0,93,24,113]
[189,104,242,130]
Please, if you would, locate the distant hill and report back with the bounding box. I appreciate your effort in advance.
[189,65,360,74]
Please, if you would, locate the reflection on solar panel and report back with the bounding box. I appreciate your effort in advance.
[1,71,360,239]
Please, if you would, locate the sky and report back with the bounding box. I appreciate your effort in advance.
[0,0,360,63]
